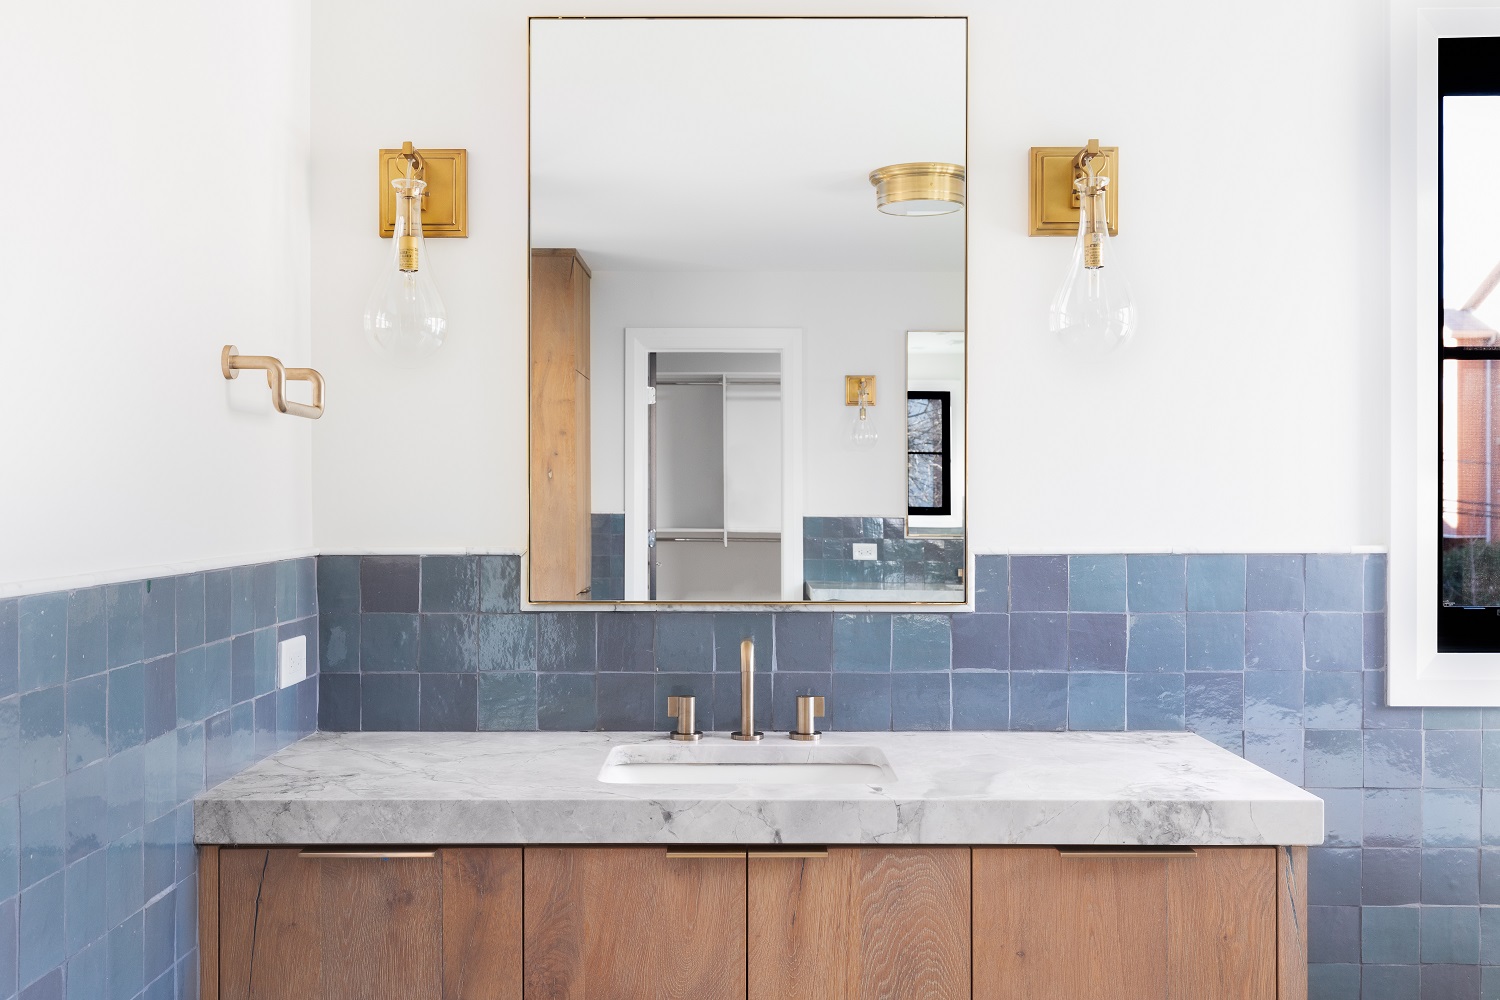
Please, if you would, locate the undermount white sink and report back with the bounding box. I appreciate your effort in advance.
[597,742,896,786]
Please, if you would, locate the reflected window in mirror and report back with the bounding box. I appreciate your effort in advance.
[907,391,951,517]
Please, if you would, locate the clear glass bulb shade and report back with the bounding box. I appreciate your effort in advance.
[1047,175,1137,353]
[363,177,448,366]
[851,403,879,448]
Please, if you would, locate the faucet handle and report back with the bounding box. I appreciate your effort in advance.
[666,696,703,742]
[790,695,824,742]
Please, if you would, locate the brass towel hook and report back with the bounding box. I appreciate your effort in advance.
[221,345,325,420]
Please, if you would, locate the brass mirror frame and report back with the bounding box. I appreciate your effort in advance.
[525,14,969,608]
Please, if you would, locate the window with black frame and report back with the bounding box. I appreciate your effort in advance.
[907,390,950,516]
[1439,37,1500,650]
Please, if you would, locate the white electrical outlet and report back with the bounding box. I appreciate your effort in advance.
[852,543,878,561]
[277,634,307,689]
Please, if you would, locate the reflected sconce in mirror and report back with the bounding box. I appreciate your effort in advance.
[221,346,325,419]
[868,162,965,216]
[1030,139,1138,353]
[846,375,879,447]
[364,142,467,366]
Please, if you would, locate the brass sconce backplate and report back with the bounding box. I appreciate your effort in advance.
[379,147,468,238]
[1028,145,1119,237]
[844,375,876,405]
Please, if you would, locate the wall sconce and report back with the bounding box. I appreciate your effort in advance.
[846,375,879,447]
[363,142,467,366]
[1030,140,1137,352]
[868,163,965,216]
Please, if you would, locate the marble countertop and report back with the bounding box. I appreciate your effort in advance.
[194,731,1323,846]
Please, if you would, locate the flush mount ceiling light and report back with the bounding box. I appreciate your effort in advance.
[868,162,965,216]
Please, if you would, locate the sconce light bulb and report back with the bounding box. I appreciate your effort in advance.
[1048,174,1137,353]
[364,177,448,366]
[851,394,879,448]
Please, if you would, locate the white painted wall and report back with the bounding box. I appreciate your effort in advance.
[308,0,1390,556]
[2,1,314,595]
[592,271,964,518]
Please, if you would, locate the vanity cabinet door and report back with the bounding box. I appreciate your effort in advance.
[209,846,521,1000]
[972,847,1277,1000]
[523,846,746,1000]
[747,847,970,1000]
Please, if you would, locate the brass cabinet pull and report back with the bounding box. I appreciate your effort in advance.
[748,847,828,859]
[665,847,747,860]
[298,849,438,859]
[1056,846,1197,859]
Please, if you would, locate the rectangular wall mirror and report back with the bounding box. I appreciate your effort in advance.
[528,16,967,604]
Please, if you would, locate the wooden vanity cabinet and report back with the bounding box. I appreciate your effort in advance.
[202,846,522,1000]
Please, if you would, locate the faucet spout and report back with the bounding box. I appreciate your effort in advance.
[731,637,763,741]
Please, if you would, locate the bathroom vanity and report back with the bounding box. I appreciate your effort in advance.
[194,731,1320,999]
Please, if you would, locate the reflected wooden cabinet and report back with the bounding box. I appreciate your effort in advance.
[530,248,592,601]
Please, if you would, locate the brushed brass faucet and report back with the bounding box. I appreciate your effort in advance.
[790,695,824,742]
[731,638,763,741]
[666,696,702,742]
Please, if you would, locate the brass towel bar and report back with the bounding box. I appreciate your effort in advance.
[222,345,325,419]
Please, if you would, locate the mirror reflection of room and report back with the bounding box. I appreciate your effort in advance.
[529,17,966,603]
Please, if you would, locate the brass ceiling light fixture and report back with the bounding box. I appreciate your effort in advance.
[868,162,965,216]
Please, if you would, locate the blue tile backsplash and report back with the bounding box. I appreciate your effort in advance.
[0,559,317,1000]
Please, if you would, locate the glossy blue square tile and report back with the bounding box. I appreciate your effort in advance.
[1365,730,1422,788]
[420,555,479,613]
[20,686,64,789]
[139,580,174,663]
[317,555,361,613]
[1306,555,1364,612]
[1009,613,1066,671]
[951,672,1008,730]
[0,698,18,801]
[479,556,522,613]
[972,555,1008,613]
[1186,613,1244,670]
[1127,555,1185,612]
[1484,849,1500,903]
[1364,672,1421,729]
[204,569,231,643]
[1309,846,1361,904]
[104,583,142,670]
[1068,556,1126,612]
[419,673,477,731]
[107,909,144,1000]
[64,848,105,955]
[1426,789,1482,846]
[419,614,478,673]
[1485,791,1500,848]
[1426,706,1485,730]
[230,633,256,703]
[0,600,16,701]
[1067,672,1125,731]
[359,613,420,672]
[143,891,174,986]
[1305,672,1363,730]
[891,673,950,731]
[252,562,277,629]
[1363,905,1420,963]
[654,614,712,672]
[1483,907,1500,966]
[174,646,217,727]
[297,557,317,618]
[1244,729,1302,783]
[63,762,106,865]
[1185,672,1242,732]
[1309,904,1360,963]
[479,672,536,731]
[0,796,14,900]
[1423,848,1480,904]
[1126,614,1185,672]
[597,673,655,730]
[1244,671,1302,729]
[19,779,63,889]
[64,674,106,772]
[767,673,827,733]
[274,560,298,623]
[0,897,13,997]
[66,589,106,681]
[832,615,890,672]
[1128,673,1185,730]
[1010,556,1066,612]
[1307,962,1358,1000]
[19,871,64,986]
[950,613,1008,671]
[713,614,773,673]
[142,811,174,902]
[104,826,143,929]
[229,565,255,636]
[1307,613,1363,671]
[1422,964,1480,998]
[1363,847,1420,903]
[360,673,419,731]
[1428,730,1484,788]
[1360,964,1418,1000]
[360,556,419,613]
[829,674,891,731]
[1062,613,1122,671]
[1422,906,1480,964]
[318,674,359,731]
[204,707,235,788]
[254,629,278,697]
[173,574,204,652]
[1246,612,1304,670]
[537,673,597,731]
[1247,554,1305,611]
[1010,672,1067,732]
[17,593,65,694]
[714,672,771,733]
[1365,554,1388,612]
[774,613,832,672]
[1185,555,1245,612]
[892,615,949,671]
[1305,730,1363,787]
[479,615,535,671]
[175,723,204,805]
[107,661,145,753]
[65,938,105,1000]
[1365,613,1386,671]
[1315,787,1363,847]
[537,614,596,672]
[141,733,175,824]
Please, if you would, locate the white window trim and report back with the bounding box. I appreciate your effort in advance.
[1390,3,1500,704]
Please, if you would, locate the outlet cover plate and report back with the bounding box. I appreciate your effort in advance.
[852,543,878,561]
[278,634,307,689]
